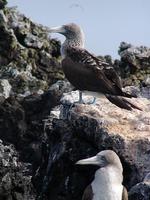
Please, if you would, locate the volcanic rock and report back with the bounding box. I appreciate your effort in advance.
[0,139,35,200]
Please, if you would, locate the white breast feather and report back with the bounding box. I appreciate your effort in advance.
[91,167,123,200]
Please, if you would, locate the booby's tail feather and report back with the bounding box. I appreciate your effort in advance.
[105,95,142,111]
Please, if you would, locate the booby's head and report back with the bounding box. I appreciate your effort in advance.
[76,150,123,172]
[49,23,85,56]
[49,23,84,40]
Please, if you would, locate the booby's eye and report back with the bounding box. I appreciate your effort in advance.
[100,156,106,161]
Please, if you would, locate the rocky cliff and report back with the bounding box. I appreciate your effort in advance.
[0,1,150,200]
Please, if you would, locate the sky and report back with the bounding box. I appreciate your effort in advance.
[8,0,150,58]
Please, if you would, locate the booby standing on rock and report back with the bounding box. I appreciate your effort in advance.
[76,150,128,200]
[49,23,141,110]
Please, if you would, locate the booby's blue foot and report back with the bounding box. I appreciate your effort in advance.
[86,97,96,105]
[69,91,85,106]
[78,91,85,104]
[69,94,84,110]
[74,91,96,105]
[62,91,96,119]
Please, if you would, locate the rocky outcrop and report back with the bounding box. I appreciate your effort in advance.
[32,91,150,200]
[0,2,67,199]
[103,42,150,87]
[0,80,72,163]
[0,80,72,200]
[0,4,63,98]
[116,42,150,86]
[0,83,149,200]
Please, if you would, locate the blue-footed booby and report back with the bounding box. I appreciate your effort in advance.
[49,23,141,110]
[76,150,128,200]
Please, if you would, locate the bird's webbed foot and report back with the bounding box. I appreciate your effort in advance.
[86,96,96,105]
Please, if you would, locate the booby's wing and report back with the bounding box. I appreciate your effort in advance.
[62,47,125,96]
[62,47,142,110]
[82,185,93,200]
[122,186,128,200]
[102,66,122,92]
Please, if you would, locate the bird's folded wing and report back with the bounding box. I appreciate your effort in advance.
[66,47,109,68]
[65,47,124,95]
[122,186,128,200]
[82,184,93,200]
[103,66,122,90]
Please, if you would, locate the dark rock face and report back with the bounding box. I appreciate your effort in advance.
[32,117,98,200]
[0,140,36,200]
[0,6,63,98]
[0,80,72,200]
[0,0,7,9]
[0,80,71,163]
[0,4,71,199]
[129,183,150,200]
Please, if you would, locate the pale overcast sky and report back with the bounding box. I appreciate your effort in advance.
[8,0,150,58]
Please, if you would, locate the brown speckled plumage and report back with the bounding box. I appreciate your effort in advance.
[49,23,142,111]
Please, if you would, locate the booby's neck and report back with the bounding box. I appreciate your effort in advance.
[61,31,85,58]
[98,166,123,183]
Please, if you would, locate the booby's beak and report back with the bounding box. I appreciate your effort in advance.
[48,26,66,34]
[76,155,100,166]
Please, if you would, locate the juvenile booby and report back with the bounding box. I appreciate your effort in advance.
[76,150,128,200]
[49,23,141,110]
